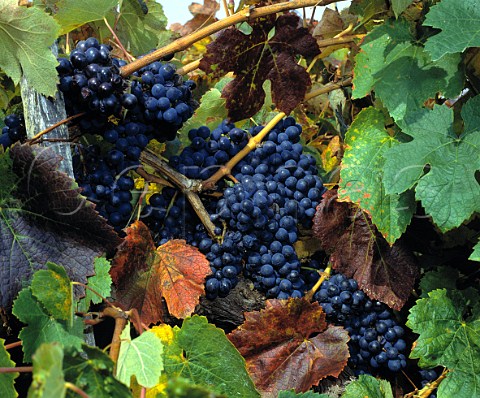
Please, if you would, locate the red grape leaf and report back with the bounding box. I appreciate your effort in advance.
[313,190,418,310]
[228,298,349,397]
[0,144,121,309]
[111,221,211,323]
[199,13,320,121]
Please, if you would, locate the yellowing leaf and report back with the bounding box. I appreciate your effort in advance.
[321,136,342,174]
[116,325,164,388]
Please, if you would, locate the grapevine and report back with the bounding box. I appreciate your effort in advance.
[0,0,479,397]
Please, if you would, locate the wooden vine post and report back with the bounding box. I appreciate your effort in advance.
[20,45,74,177]
[20,44,95,347]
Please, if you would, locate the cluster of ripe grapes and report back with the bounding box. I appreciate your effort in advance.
[56,38,196,230]
[312,262,408,374]
[141,116,325,299]
[0,114,26,149]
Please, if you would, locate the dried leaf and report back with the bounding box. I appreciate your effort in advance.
[313,8,344,40]
[313,190,417,310]
[200,13,319,121]
[228,298,349,397]
[111,221,211,323]
[171,0,219,36]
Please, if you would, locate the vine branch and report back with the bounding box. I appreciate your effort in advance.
[119,0,343,77]
[140,149,218,238]
[28,112,85,144]
[103,306,129,369]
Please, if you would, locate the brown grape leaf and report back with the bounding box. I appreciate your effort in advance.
[228,298,349,397]
[0,144,121,309]
[170,0,219,36]
[312,190,417,310]
[111,221,211,323]
[313,8,345,40]
[199,13,320,121]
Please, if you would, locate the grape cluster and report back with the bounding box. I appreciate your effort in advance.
[127,60,196,142]
[73,145,135,230]
[58,37,198,231]
[169,121,248,180]
[139,117,326,299]
[0,114,26,149]
[207,117,326,298]
[57,37,196,143]
[313,267,408,373]
[56,37,124,130]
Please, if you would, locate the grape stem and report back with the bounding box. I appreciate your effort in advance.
[177,60,201,76]
[4,341,21,350]
[140,149,218,238]
[202,112,286,191]
[305,261,332,301]
[201,77,352,190]
[404,368,449,398]
[222,0,230,17]
[103,17,134,63]
[136,167,174,188]
[0,366,32,373]
[65,382,90,398]
[119,0,344,77]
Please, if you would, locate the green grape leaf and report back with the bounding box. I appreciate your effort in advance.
[165,377,226,398]
[339,107,415,243]
[177,77,232,147]
[114,0,171,57]
[391,0,413,18]
[12,289,83,362]
[28,343,65,398]
[63,345,132,398]
[352,19,463,122]
[78,257,112,312]
[383,97,480,232]
[0,339,18,398]
[160,316,259,397]
[407,289,480,396]
[341,374,393,398]
[424,0,480,61]
[470,240,480,262]
[54,0,116,35]
[375,49,462,123]
[0,1,59,97]
[278,390,331,398]
[116,326,164,388]
[31,262,72,322]
[419,267,459,298]
[0,144,121,310]
[352,20,412,99]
